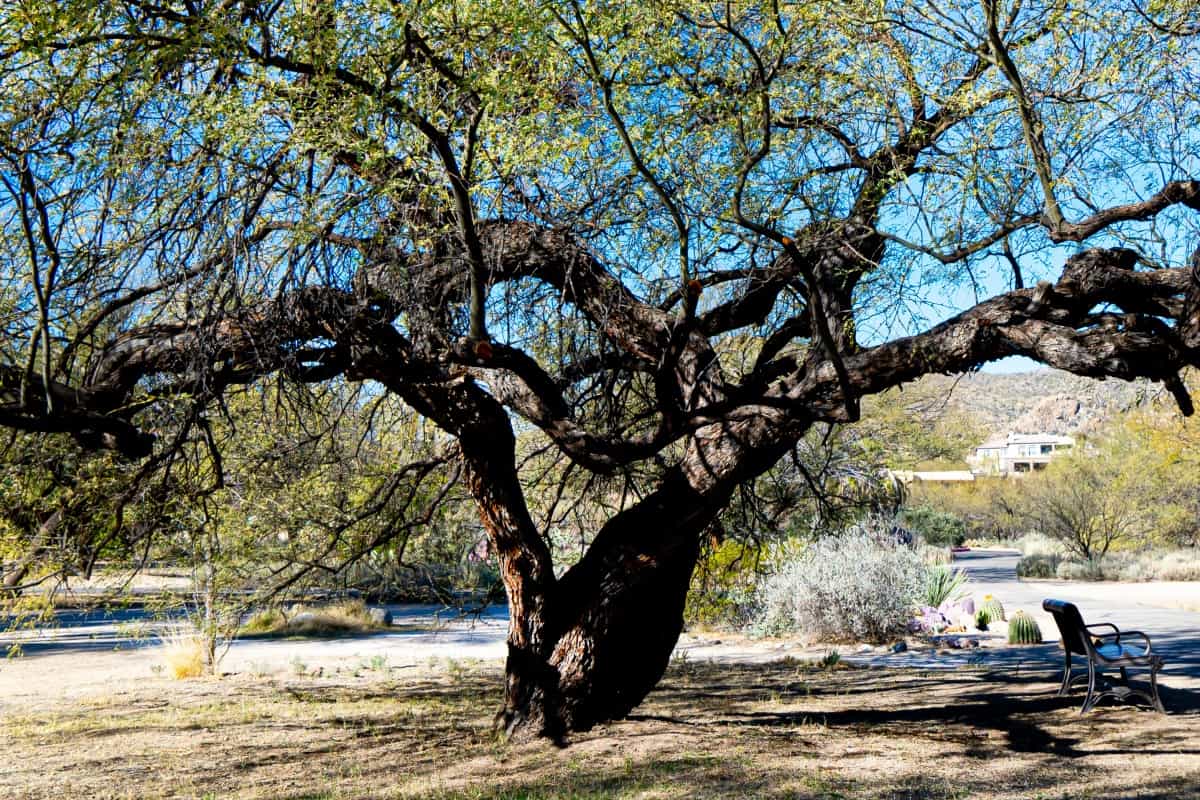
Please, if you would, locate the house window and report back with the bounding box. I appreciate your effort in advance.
[1040,444,1053,454]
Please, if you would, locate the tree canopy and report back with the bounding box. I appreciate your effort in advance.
[2,0,1199,739]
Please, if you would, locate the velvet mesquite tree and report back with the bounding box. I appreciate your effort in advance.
[2,1,1200,739]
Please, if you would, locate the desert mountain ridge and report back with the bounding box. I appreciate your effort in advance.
[889,369,1165,438]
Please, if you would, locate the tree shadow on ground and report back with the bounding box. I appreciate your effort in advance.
[645,662,1200,760]
[9,661,1200,800]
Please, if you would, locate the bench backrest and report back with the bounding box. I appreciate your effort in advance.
[1042,598,1091,656]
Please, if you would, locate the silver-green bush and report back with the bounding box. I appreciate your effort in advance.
[751,519,925,643]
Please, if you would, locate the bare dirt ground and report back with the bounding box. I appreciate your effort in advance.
[2,657,1197,800]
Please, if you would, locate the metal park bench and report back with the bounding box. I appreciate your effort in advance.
[1042,599,1166,713]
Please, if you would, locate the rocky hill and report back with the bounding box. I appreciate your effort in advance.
[893,369,1160,438]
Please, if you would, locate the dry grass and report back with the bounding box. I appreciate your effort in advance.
[241,600,385,638]
[158,626,208,679]
[2,659,1198,799]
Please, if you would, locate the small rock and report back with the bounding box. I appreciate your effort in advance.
[367,607,393,627]
[857,644,874,653]
[290,612,318,626]
[890,641,907,653]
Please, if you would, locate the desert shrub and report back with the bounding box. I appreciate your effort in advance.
[751,519,925,643]
[1152,550,1200,581]
[1039,549,1200,582]
[1016,553,1062,578]
[1055,559,1105,581]
[1018,452,1149,560]
[902,506,966,548]
[908,479,1025,541]
[241,608,287,634]
[1109,555,1149,581]
[241,599,386,637]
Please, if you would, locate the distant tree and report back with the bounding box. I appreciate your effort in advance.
[1018,451,1148,561]
[857,386,987,470]
[1073,397,1200,548]
[2,2,1200,740]
[901,506,967,548]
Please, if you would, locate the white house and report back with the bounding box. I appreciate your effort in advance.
[968,432,1075,475]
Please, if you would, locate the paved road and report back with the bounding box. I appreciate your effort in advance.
[0,603,509,664]
[4,551,1198,687]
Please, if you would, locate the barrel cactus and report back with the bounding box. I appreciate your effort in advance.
[980,595,1006,623]
[1007,611,1043,645]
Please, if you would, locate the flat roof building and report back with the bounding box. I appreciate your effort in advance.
[968,432,1074,476]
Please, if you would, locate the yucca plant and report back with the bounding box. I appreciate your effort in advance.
[922,565,969,608]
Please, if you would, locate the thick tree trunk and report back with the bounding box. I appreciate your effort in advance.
[548,472,710,732]
[498,413,795,740]
[498,467,715,740]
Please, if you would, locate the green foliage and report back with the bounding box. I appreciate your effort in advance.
[1016,447,1150,561]
[910,479,1025,542]
[903,506,967,548]
[857,386,986,471]
[685,538,762,629]
[242,609,288,635]
[1006,611,1043,645]
[922,565,969,608]
[816,650,842,670]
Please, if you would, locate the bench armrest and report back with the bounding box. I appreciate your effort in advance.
[1086,622,1121,644]
[1117,630,1153,653]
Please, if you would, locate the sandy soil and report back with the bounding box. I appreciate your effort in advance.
[1,659,1197,800]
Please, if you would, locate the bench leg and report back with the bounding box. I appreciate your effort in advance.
[1119,666,1129,687]
[1080,660,1099,714]
[1149,663,1166,714]
[1058,651,1073,697]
